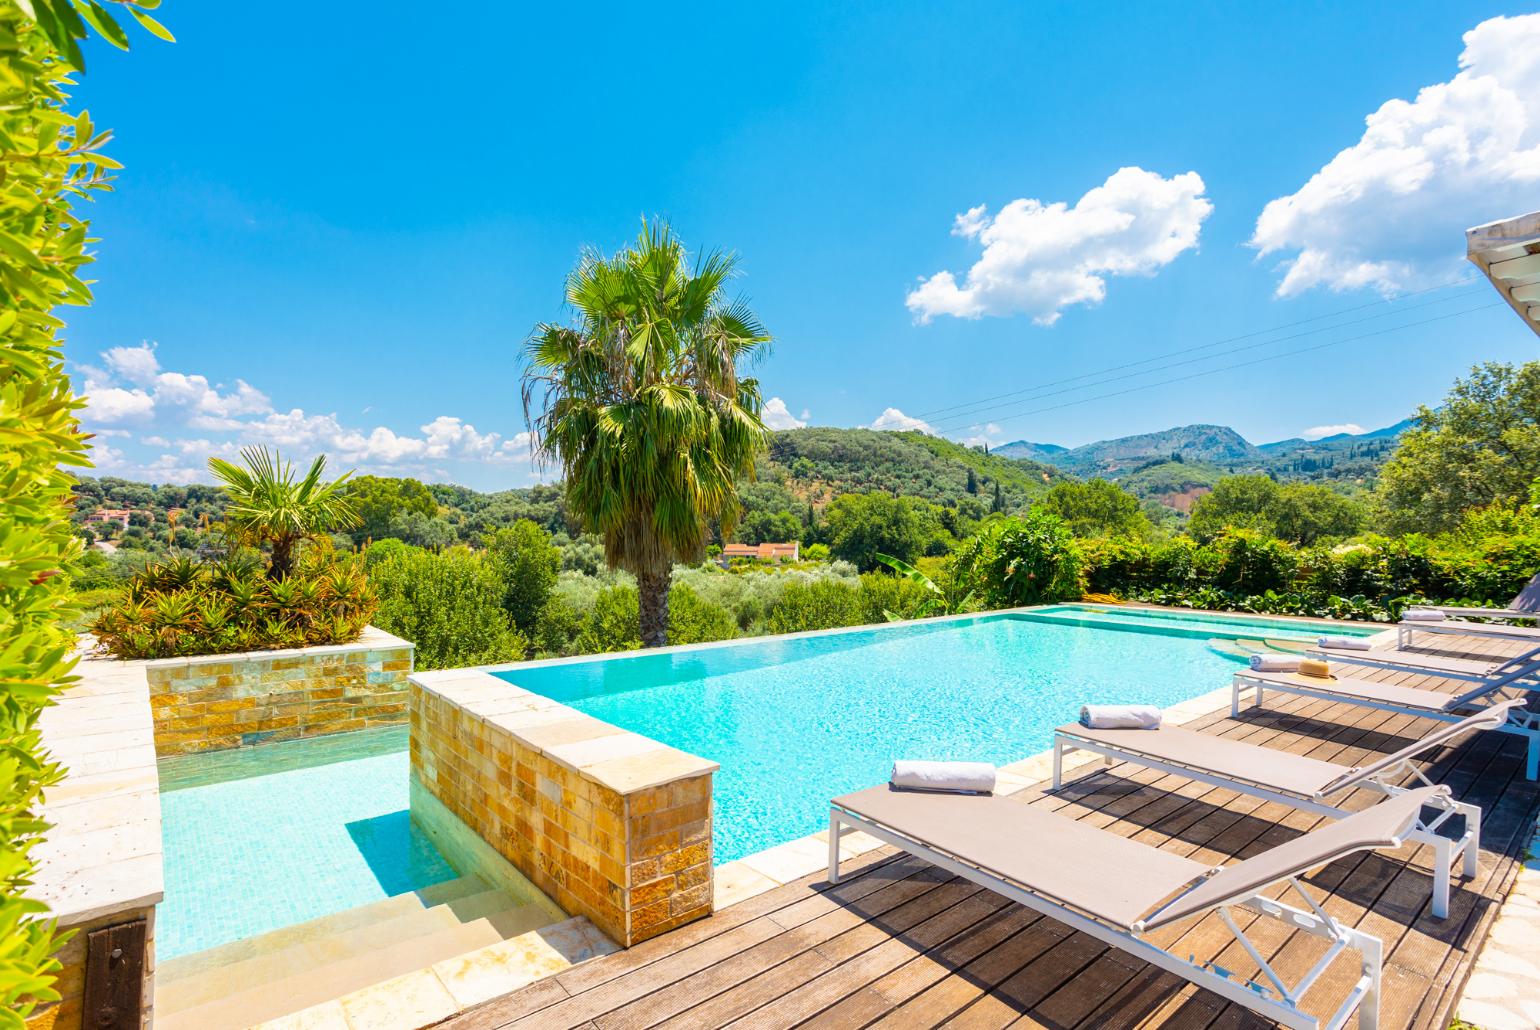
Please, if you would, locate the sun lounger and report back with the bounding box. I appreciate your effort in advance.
[1406,573,1540,622]
[1233,667,1540,779]
[1397,618,1540,649]
[1050,702,1519,916]
[829,783,1445,1030]
[1309,641,1540,687]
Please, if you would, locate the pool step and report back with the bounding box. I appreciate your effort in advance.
[156,875,563,1029]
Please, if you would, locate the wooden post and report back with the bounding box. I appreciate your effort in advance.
[82,918,146,1030]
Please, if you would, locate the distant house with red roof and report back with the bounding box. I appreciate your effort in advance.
[85,508,133,529]
[720,541,799,566]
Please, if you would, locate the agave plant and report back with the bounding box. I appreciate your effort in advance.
[208,447,361,580]
[91,548,377,660]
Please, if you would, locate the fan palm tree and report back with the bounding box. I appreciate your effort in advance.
[522,221,772,647]
[208,447,360,579]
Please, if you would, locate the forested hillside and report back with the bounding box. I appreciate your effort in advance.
[764,428,1060,508]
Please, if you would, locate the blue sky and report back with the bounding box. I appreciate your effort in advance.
[71,3,1540,489]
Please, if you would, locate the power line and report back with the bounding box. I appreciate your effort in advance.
[925,285,1488,433]
[914,274,1483,423]
[937,301,1501,434]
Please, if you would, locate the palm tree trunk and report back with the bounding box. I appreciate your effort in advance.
[269,535,296,580]
[637,568,670,648]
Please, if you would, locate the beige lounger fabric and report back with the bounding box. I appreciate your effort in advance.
[1060,702,1516,800]
[1142,786,1440,929]
[1242,669,1465,713]
[831,786,1211,930]
[1057,723,1349,798]
[833,783,1442,934]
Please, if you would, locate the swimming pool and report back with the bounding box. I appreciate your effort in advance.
[1018,604,1387,641]
[157,727,458,959]
[492,609,1350,864]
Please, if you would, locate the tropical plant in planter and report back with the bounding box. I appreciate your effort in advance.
[90,545,377,659]
[208,447,360,580]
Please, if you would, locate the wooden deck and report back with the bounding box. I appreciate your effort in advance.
[443,635,1540,1030]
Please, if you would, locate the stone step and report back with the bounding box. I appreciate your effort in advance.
[157,885,557,1029]
[158,874,488,984]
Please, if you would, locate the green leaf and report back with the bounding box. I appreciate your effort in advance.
[81,2,131,49]
[127,7,175,42]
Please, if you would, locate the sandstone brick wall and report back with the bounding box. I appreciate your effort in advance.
[411,669,717,947]
[145,627,413,755]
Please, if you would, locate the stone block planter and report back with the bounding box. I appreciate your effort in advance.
[142,627,414,754]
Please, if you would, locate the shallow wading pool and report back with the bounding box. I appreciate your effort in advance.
[157,727,456,959]
[491,609,1382,864]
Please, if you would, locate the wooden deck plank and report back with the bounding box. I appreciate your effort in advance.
[453,633,1540,1030]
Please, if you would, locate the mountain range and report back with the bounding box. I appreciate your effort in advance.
[993,420,1412,479]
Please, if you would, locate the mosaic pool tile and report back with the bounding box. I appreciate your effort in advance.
[158,732,456,959]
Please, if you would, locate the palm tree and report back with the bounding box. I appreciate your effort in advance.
[208,447,360,579]
[522,221,771,647]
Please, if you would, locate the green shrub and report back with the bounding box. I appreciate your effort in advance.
[766,579,865,634]
[363,537,417,568]
[371,547,525,670]
[485,521,560,633]
[803,542,831,562]
[532,595,585,658]
[577,586,642,653]
[1213,529,1297,594]
[954,511,1084,608]
[92,547,378,660]
[857,572,932,622]
[666,585,738,644]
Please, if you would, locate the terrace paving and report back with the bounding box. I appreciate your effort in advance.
[441,631,1540,1030]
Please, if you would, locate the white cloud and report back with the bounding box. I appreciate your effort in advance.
[762,397,808,430]
[74,342,539,483]
[957,423,1005,448]
[102,342,161,384]
[907,166,1213,325]
[1252,13,1540,296]
[82,381,155,423]
[870,407,935,434]
[1301,423,1367,440]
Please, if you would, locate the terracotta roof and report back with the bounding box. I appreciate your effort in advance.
[722,541,799,560]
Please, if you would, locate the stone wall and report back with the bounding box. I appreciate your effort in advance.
[410,669,717,947]
[145,627,413,755]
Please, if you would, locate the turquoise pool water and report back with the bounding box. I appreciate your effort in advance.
[157,728,457,960]
[1019,604,1386,641]
[494,611,1318,864]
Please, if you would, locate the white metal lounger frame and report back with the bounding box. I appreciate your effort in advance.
[1049,731,1477,918]
[1231,670,1540,781]
[1397,620,1539,649]
[828,804,1385,1030]
[1307,644,1540,688]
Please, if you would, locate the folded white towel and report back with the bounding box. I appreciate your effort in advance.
[890,760,996,794]
[1402,608,1446,622]
[1318,636,1373,651]
[1249,653,1301,672]
[1079,704,1162,730]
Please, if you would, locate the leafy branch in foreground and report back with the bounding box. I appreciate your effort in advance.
[0,2,168,1022]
